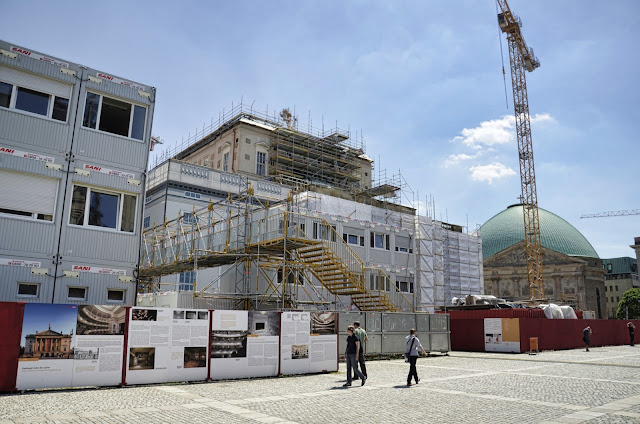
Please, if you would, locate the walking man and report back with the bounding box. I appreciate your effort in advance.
[406,329,426,386]
[628,322,636,347]
[352,321,368,381]
[343,326,366,387]
[583,325,592,352]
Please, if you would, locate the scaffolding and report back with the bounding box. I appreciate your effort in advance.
[139,187,415,313]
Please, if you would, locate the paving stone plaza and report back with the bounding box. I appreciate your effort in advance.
[1,346,639,424]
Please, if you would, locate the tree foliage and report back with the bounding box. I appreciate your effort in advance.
[616,288,640,319]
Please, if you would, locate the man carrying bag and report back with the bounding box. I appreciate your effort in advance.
[405,328,426,386]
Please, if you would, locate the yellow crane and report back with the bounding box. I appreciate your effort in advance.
[496,0,545,301]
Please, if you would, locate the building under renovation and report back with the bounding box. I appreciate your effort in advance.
[139,103,483,312]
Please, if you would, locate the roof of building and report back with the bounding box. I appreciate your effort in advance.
[602,257,638,275]
[480,204,600,259]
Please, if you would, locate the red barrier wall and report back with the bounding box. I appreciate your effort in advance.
[450,319,485,351]
[519,319,640,352]
[0,302,25,392]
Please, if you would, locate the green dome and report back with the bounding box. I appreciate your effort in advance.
[480,204,599,259]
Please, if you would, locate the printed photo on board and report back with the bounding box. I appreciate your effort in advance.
[132,309,157,321]
[76,305,126,335]
[19,304,78,359]
[184,347,207,368]
[249,311,280,336]
[210,331,248,358]
[129,348,155,370]
[291,344,309,359]
[310,312,337,335]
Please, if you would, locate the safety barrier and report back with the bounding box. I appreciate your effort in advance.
[0,302,448,392]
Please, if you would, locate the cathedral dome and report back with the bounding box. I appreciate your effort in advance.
[480,204,599,259]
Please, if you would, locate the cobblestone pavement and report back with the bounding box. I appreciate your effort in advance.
[1,345,639,423]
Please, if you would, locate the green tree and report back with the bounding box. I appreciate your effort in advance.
[616,288,640,319]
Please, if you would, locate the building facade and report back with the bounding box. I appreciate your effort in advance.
[602,257,639,318]
[24,328,73,358]
[141,109,483,312]
[481,205,607,316]
[0,41,156,305]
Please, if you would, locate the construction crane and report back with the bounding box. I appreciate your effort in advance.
[580,209,640,219]
[496,0,544,301]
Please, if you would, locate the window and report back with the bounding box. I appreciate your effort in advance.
[0,81,11,108]
[181,212,198,225]
[399,281,409,292]
[107,289,125,302]
[0,75,70,122]
[17,283,40,297]
[82,92,146,140]
[615,285,619,291]
[68,286,87,300]
[143,216,150,229]
[178,271,195,291]
[256,151,266,176]
[0,169,57,221]
[313,223,336,241]
[617,296,620,302]
[184,191,201,199]
[343,233,364,246]
[223,152,229,172]
[370,232,390,250]
[69,185,137,232]
[605,286,608,292]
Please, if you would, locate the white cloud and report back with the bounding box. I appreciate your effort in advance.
[469,162,517,184]
[452,113,555,149]
[443,153,475,168]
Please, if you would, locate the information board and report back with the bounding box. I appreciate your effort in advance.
[484,318,520,353]
[210,310,279,379]
[280,311,311,375]
[126,308,209,385]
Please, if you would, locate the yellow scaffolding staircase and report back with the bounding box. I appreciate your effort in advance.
[140,204,414,312]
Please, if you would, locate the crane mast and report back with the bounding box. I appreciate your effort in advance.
[496,0,545,301]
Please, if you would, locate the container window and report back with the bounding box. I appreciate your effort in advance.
[0,169,58,221]
[131,105,146,140]
[107,289,125,302]
[70,185,137,232]
[121,195,136,233]
[52,97,69,121]
[0,81,12,108]
[99,96,131,137]
[15,87,49,116]
[83,92,100,128]
[89,191,119,229]
[18,283,40,297]
[68,286,87,299]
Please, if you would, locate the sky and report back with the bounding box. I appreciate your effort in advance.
[2,0,638,259]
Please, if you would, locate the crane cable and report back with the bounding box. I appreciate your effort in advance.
[496,0,509,109]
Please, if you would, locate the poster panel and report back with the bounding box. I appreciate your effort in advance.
[126,308,209,385]
[16,304,78,390]
[484,318,520,353]
[71,305,126,387]
[210,310,279,380]
[309,312,338,373]
[280,311,311,375]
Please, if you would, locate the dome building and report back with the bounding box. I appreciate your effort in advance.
[480,205,607,317]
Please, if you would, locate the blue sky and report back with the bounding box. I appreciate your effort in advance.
[2,1,638,259]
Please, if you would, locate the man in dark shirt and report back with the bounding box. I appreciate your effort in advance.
[628,322,636,347]
[343,325,366,387]
[583,326,592,352]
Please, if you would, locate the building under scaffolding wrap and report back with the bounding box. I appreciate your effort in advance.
[140,104,483,312]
